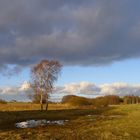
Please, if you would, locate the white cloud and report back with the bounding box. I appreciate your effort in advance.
[1,81,140,102]
[0,81,31,101]
[54,82,140,101]
[100,83,140,96]
[59,82,99,95]
[19,81,30,91]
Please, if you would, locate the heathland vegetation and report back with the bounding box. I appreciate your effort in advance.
[0,102,140,139]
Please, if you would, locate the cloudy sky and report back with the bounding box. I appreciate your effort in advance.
[0,0,140,101]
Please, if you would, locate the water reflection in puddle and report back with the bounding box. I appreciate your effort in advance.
[15,120,68,128]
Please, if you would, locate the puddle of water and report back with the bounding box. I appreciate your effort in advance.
[15,120,68,128]
[87,115,92,117]
[87,115,98,117]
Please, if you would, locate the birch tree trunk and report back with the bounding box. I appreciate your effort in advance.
[45,95,48,110]
[45,101,48,111]
[40,93,43,110]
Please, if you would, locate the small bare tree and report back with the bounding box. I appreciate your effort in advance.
[31,59,62,110]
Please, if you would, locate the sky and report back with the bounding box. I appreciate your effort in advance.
[0,0,140,101]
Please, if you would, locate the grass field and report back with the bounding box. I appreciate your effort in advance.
[0,103,140,140]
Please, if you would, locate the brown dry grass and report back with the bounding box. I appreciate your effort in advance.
[0,103,75,111]
[0,103,140,140]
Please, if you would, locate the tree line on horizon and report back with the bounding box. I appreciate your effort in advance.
[0,95,140,107]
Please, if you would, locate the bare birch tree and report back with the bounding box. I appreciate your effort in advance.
[31,59,62,110]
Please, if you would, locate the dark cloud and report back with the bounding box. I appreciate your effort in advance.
[0,0,140,72]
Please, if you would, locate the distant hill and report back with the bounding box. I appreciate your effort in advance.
[61,95,140,107]
[61,95,91,106]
